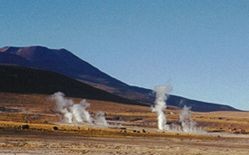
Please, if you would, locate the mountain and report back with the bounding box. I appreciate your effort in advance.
[0,46,152,103]
[0,46,239,112]
[0,65,135,104]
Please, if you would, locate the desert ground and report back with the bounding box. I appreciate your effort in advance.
[1,93,249,154]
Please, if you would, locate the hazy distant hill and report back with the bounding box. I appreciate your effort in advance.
[0,46,239,111]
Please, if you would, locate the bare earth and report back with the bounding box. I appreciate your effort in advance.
[1,130,249,155]
[0,93,249,154]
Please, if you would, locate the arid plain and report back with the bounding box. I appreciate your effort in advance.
[1,93,249,155]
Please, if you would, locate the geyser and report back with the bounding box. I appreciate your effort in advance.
[51,92,108,127]
[70,100,92,124]
[94,111,108,127]
[179,105,202,133]
[152,85,171,130]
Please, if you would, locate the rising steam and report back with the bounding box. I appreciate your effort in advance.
[152,85,172,130]
[167,105,204,133]
[51,92,108,127]
[151,86,204,133]
[179,105,203,133]
[70,100,92,124]
[94,111,108,127]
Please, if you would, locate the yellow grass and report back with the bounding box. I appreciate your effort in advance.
[1,92,249,134]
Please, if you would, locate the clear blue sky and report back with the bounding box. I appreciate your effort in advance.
[1,0,249,110]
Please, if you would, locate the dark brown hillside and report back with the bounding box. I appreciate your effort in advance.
[0,65,136,104]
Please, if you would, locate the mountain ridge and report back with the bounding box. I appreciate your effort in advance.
[0,45,153,103]
[0,45,239,112]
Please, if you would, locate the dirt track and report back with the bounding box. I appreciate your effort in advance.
[0,130,249,155]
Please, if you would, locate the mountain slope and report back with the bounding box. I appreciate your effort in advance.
[0,65,135,104]
[0,46,152,103]
[0,46,239,112]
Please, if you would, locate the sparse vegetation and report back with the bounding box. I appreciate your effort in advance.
[0,92,249,154]
[1,93,249,134]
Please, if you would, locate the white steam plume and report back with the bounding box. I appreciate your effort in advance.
[152,85,172,130]
[51,92,109,127]
[51,92,74,123]
[179,105,203,133]
[63,109,73,123]
[159,105,206,134]
[94,111,108,127]
[70,100,92,124]
[51,92,93,124]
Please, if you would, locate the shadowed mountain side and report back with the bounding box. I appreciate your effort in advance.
[0,65,137,104]
[0,52,32,66]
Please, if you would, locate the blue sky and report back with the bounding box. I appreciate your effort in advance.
[0,0,249,110]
